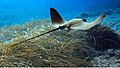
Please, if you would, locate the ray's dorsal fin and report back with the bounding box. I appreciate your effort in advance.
[50,8,64,24]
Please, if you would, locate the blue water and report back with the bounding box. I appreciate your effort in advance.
[0,0,120,27]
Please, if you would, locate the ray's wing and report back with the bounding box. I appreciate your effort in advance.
[50,8,67,27]
[70,14,106,30]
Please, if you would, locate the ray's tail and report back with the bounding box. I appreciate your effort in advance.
[10,27,60,46]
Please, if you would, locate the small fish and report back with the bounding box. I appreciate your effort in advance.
[50,8,106,30]
[10,8,106,46]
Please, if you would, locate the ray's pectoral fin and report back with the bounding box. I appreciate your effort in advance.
[71,14,106,30]
[86,14,106,29]
[88,14,106,29]
[50,8,66,28]
[92,14,106,25]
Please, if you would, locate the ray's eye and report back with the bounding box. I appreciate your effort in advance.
[82,19,87,22]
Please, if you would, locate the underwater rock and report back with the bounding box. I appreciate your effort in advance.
[76,12,90,18]
[104,49,120,58]
[93,49,120,67]
[86,24,120,51]
[51,30,97,60]
[114,8,120,14]
[102,9,112,15]
[115,11,120,14]
[76,12,99,18]
[77,8,114,19]
[93,55,120,67]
